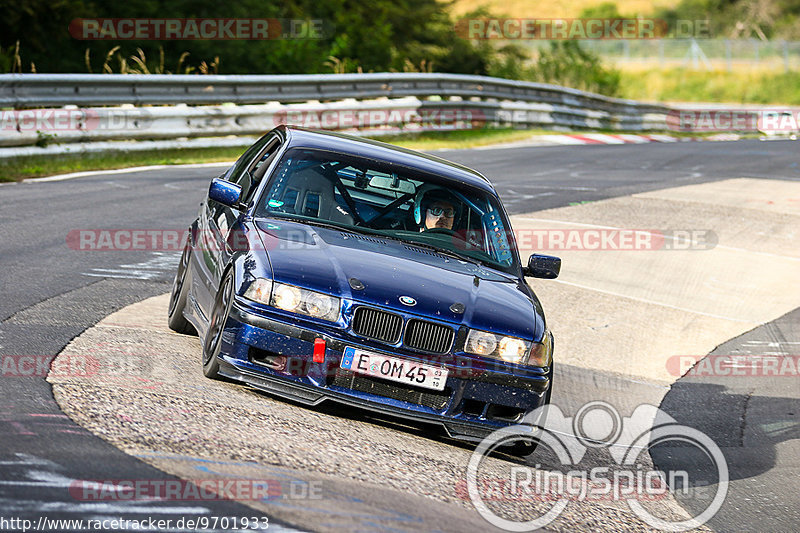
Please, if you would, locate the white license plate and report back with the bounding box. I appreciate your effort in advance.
[340,347,448,391]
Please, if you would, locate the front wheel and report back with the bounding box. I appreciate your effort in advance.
[168,239,197,335]
[202,272,234,379]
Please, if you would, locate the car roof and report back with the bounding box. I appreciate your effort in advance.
[278,126,496,194]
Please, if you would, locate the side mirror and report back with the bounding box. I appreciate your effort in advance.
[209,178,242,208]
[525,254,561,279]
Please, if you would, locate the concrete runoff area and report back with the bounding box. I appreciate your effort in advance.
[655,306,800,532]
[512,178,800,384]
[48,294,700,532]
[47,177,799,531]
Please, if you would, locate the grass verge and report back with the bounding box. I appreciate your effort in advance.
[618,67,800,105]
[0,146,246,183]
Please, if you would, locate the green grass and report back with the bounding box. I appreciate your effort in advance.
[0,146,246,183]
[618,67,800,105]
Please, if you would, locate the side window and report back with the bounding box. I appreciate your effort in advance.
[227,135,273,185]
[221,164,236,181]
[217,134,279,209]
[251,142,279,177]
[241,138,282,204]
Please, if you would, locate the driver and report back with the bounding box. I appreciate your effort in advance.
[415,187,462,231]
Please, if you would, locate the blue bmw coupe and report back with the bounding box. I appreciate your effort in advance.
[169,126,561,443]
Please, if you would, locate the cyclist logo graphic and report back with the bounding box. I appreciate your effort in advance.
[466,401,728,532]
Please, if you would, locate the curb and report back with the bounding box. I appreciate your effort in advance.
[467,132,743,151]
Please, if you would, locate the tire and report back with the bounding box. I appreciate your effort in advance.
[167,239,197,335]
[202,271,234,379]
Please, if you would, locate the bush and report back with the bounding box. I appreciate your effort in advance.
[528,41,622,97]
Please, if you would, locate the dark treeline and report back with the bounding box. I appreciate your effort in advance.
[0,0,511,75]
[0,1,645,96]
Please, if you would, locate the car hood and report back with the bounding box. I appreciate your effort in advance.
[255,219,543,340]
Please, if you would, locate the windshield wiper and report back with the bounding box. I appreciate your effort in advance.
[388,236,517,280]
[261,214,352,232]
[263,214,393,238]
[379,234,484,266]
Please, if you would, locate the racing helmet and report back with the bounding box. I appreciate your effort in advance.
[413,185,463,226]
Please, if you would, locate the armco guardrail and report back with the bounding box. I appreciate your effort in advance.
[0,73,672,153]
[0,73,669,111]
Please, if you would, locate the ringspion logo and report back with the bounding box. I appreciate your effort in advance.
[465,401,728,531]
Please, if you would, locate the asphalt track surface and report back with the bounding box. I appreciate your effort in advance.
[0,139,798,531]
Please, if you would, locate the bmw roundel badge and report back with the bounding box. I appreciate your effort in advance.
[399,296,417,306]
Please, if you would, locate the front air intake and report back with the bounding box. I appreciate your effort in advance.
[351,306,403,344]
[404,319,454,354]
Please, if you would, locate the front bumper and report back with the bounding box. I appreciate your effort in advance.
[217,299,552,442]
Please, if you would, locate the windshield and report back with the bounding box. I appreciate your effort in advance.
[253,148,519,274]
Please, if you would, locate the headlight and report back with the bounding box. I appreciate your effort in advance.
[242,279,340,322]
[305,292,334,318]
[272,282,340,322]
[272,284,302,311]
[243,278,273,305]
[465,330,497,356]
[498,337,527,362]
[465,329,530,364]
